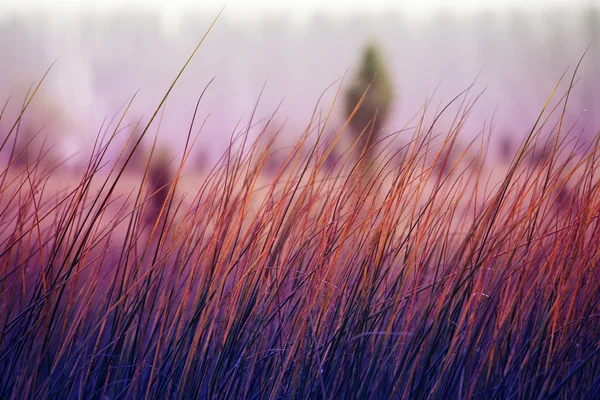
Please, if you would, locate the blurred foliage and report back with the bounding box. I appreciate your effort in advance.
[7,80,70,169]
[146,146,174,227]
[344,42,394,157]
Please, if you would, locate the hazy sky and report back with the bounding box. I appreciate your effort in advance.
[0,0,594,34]
[0,0,590,19]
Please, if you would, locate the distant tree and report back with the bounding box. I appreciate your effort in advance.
[344,42,394,168]
[6,82,69,170]
[145,146,174,229]
[498,132,515,163]
[120,117,146,174]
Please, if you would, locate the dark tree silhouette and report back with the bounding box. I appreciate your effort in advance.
[344,42,394,166]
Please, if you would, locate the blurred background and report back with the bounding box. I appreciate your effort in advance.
[0,0,599,170]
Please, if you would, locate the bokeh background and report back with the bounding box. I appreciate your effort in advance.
[0,0,599,168]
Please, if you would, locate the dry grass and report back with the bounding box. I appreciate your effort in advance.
[0,20,599,400]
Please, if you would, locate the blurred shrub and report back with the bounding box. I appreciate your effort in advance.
[145,146,174,228]
[344,42,394,163]
[5,81,70,170]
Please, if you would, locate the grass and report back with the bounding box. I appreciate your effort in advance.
[0,20,599,400]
